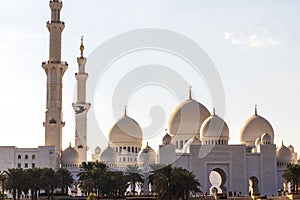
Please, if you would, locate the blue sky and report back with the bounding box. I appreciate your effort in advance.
[0,0,299,157]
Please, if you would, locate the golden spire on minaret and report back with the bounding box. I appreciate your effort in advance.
[80,35,85,58]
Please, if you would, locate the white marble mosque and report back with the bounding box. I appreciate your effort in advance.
[0,0,299,196]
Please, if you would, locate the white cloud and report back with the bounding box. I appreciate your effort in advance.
[223,28,281,48]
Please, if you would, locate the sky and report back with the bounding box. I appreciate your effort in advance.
[0,0,300,158]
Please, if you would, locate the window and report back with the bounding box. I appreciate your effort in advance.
[176,141,178,148]
[180,140,183,148]
[25,163,28,168]
[32,163,35,168]
[132,147,134,153]
[123,157,126,162]
[25,155,28,159]
[32,155,35,159]
[18,155,21,159]
[17,163,21,168]
[116,147,118,153]
[127,146,130,152]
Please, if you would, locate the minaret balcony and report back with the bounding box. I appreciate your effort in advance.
[42,61,68,65]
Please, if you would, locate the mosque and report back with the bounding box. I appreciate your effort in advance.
[0,0,299,197]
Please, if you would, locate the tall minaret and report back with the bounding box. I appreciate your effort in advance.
[72,37,91,163]
[42,0,68,154]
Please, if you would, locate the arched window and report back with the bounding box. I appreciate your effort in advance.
[18,155,21,159]
[32,155,35,159]
[25,155,28,159]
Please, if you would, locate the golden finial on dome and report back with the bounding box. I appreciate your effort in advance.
[189,85,192,100]
[80,35,85,58]
[254,104,257,116]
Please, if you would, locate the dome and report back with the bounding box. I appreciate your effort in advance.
[168,98,210,136]
[138,143,157,164]
[200,114,229,139]
[95,146,101,154]
[100,146,118,163]
[288,145,294,153]
[240,107,274,146]
[162,133,172,145]
[109,113,143,145]
[276,143,292,162]
[261,133,272,144]
[61,146,79,165]
[255,137,261,146]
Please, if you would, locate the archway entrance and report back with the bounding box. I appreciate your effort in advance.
[249,176,259,196]
[209,168,227,195]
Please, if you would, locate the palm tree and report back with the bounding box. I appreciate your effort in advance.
[4,168,24,200]
[102,171,128,198]
[283,164,300,193]
[125,164,143,195]
[77,161,108,197]
[41,168,58,200]
[152,165,174,199]
[173,167,201,199]
[80,162,95,171]
[152,165,201,200]
[56,168,74,194]
[149,163,166,190]
[0,171,6,194]
[25,168,43,200]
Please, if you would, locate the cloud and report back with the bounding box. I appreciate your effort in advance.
[223,28,281,48]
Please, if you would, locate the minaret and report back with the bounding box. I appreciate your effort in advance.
[72,36,91,163]
[42,0,68,154]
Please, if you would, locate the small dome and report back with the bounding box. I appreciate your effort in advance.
[109,114,142,145]
[100,146,118,163]
[61,146,79,165]
[276,143,292,162]
[255,137,261,146]
[168,98,210,136]
[200,114,229,139]
[261,133,272,144]
[240,107,274,146]
[288,145,294,153]
[162,133,172,145]
[138,143,157,164]
[95,146,101,154]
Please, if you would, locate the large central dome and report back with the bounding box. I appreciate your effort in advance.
[109,112,143,145]
[168,98,210,136]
